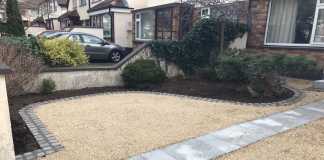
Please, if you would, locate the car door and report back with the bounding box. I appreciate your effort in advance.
[80,34,107,60]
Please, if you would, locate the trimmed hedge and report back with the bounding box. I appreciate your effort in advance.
[0,36,41,55]
[122,59,166,89]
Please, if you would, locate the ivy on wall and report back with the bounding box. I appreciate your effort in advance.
[151,18,248,74]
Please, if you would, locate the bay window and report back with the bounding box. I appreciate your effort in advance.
[102,14,112,40]
[135,11,155,40]
[265,0,324,46]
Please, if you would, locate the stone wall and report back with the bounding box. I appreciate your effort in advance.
[0,64,15,160]
[27,44,183,93]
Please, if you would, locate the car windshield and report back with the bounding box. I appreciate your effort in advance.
[48,33,69,39]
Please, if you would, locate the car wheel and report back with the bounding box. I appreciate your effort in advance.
[110,50,122,63]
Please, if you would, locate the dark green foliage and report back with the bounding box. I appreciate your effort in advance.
[0,23,7,33]
[122,59,166,89]
[151,18,248,74]
[41,79,56,94]
[0,36,41,55]
[6,0,25,36]
[214,55,248,82]
[272,54,322,80]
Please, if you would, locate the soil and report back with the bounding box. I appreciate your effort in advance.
[9,78,293,155]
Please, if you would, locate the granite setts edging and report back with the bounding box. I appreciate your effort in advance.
[16,87,302,160]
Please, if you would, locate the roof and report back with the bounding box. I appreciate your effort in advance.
[88,0,131,13]
[133,3,182,13]
[58,10,79,19]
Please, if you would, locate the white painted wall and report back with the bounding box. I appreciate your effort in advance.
[114,12,133,48]
[229,33,248,49]
[0,75,15,160]
[146,0,181,7]
[25,27,47,36]
[70,27,104,39]
[27,45,183,93]
[127,0,147,9]
[68,0,105,21]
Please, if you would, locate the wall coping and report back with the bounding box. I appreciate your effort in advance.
[0,64,12,75]
[42,43,150,73]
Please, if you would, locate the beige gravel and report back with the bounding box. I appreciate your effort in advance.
[36,79,324,160]
[217,118,324,160]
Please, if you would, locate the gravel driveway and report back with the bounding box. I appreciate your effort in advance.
[35,79,324,160]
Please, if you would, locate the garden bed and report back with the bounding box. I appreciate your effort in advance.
[9,78,294,154]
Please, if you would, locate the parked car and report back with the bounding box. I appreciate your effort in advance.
[37,31,59,38]
[57,32,127,63]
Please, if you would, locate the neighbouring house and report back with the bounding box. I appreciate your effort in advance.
[0,0,6,23]
[37,0,68,30]
[248,0,324,65]
[192,0,249,24]
[133,0,194,44]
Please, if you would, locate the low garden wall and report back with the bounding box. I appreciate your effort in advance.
[0,64,15,160]
[27,44,183,93]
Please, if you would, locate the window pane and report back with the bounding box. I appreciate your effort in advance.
[103,14,112,39]
[266,0,316,44]
[140,11,155,39]
[314,9,324,43]
[156,8,173,40]
[82,35,103,44]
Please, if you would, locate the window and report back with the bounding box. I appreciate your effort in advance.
[265,0,324,46]
[201,8,211,19]
[81,35,103,44]
[103,14,112,39]
[80,0,87,7]
[69,35,82,42]
[156,8,175,40]
[135,11,155,40]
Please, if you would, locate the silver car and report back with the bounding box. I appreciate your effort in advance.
[58,32,126,63]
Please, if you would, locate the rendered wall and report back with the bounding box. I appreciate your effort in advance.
[25,27,47,36]
[70,27,104,38]
[114,12,133,48]
[28,45,183,93]
[0,75,15,160]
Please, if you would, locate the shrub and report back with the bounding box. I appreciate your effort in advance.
[0,36,41,55]
[40,38,88,67]
[122,59,166,89]
[214,55,247,81]
[0,42,44,96]
[272,55,323,80]
[151,18,248,74]
[41,79,56,94]
[209,53,286,98]
[6,0,25,36]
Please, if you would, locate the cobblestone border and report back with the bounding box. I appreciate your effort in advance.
[16,86,302,160]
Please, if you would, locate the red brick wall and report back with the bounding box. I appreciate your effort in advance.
[248,0,324,66]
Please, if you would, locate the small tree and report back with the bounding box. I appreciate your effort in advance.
[6,0,25,36]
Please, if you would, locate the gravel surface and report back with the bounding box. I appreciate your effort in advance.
[35,78,324,160]
[35,93,296,160]
[217,118,324,160]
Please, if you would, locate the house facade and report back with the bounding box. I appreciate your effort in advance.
[37,0,68,30]
[133,0,193,44]
[249,0,324,65]
[0,0,6,23]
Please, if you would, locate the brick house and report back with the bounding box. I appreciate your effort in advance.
[248,0,324,65]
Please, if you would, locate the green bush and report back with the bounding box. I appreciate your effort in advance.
[272,55,322,80]
[0,36,41,55]
[151,18,248,74]
[214,55,248,81]
[40,38,88,66]
[41,79,56,94]
[122,59,166,89]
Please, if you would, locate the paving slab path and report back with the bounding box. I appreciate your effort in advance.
[129,100,324,160]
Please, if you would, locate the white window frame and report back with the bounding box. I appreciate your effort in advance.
[264,0,324,47]
[135,12,154,41]
[201,7,211,19]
